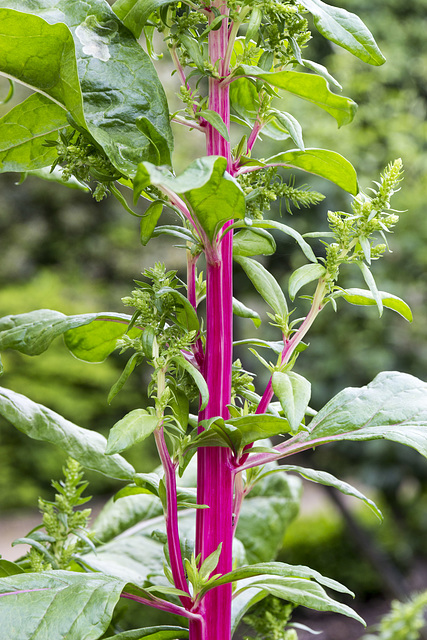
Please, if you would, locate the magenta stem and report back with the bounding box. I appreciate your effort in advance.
[121,591,201,621]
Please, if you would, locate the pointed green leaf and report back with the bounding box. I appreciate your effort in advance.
[235,256,288,317]
[301,372,427,459]
[271,110,305,151]
[255,220,317,263]
[0,386,135,480]
[302,58,342,92]
[227,414,292,449]
[299,0,386,66]
[272,371,311,433]
[108,352,142,403]
[264,148,358,195]
[199,109,230,142]
[64,316,141,363]
[234,65,357,127]
[106,409,159,455]
[288,263,326,300]
[112,0,172,38]
[230,77,259,122]
[233,229,276,257]
[0,93,69,173]
[358,261,383,316]
[232,298,262,328]
[104,628,189,640]
[156,287,199,332]
[0,571,125,640]
[341,288,413,322]
[172,354,209,410]
[26,166,89,191]
[0,560,24,578]
[140,201,163,246]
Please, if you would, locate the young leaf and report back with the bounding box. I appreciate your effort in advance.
[288,263,326,300]
[0,93,69,173]
[226,414,292,449]
[0,560,25,578]
[232,298,262,328]
[256,220,317,263]
[263,148,359,195]
[64,316,141,363]
[199,109,230,142]
[271,110,305,151]
[156,287,200,332]
[302,59,342,92]
[106,409,159,455]
[298,0,386,66]
[235,256,288,317]
[233,228,276,257]
[112,0,172,39]
[140,201,163,246]
[272,371,311,434]
[172,354,209,410]
[108,352,143,403]
[358,261,383,316]
[0,386,135,480]
[104,625,190,640]
[0,571,125,640]
[340,288,413,322]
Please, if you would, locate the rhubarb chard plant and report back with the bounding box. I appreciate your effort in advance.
[1,0,427,639]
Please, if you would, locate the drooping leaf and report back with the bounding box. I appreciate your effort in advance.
[199,109,230,142]
[156,287,200,332]
[302,58,342,92]
[108,352,143,403]
[0,93,69,173]
[112,0,172,38]
[26,166,89,191]
[104,626,189,640]
[226,415,292,450]
[0,386,135,480]
[232,298,261,328]
[254,220,317,263]
[140,201,164,246]
[171,354,209,410]
[340,288,413,322]
[298,372,427,458]
[358,261,383,316]
[272,371,311,434]
[64,316,141,363]
[235,256,288,318]
[0,560,24,578]
[299,0,386,66]
[233,229,276,257]
[106,409,159,455]
[0,0,173,175]
[288,263,326,300]
[233,65,357,127]
[0,571,125,640]
[270,110,305,151]
[263,148,359,195]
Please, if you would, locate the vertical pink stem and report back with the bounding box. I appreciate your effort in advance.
[191,4,234,640]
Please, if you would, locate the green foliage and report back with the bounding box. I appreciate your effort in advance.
[363,591,427,640]
[243,597,295,640]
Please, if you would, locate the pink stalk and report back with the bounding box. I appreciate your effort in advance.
[187,251,205,368]
[121,591,202,621]
[192,4,234,639]
[154,427,192,609]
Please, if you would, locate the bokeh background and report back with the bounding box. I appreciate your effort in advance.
[0,0,426,635]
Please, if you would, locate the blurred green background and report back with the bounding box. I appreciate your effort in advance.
[0,0,426,611]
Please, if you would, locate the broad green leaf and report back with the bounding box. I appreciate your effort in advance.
[341,288,413,322]
[0,560,24,578]
[134,157,245,241]
[233,229,276,257]
[0,0,173,175]
[112,0,172,38]
[277,465,382,519]
[254,220,317,263]
[227,415,292,450]
[232,298,261,328]
[104,626,189,640]
[0,386,135,480]
[230,77,259,122]
[299,0,386,65]
[0,8,85,126]
[106,409,159,455]
[264,148,358,195]
[26,166,89,191]
[234,65,357,127]
[288,263,326,300]
[301,372,427,458]
[199,109,230,142]
[235,256,288,318]
[91,493,163,544]
[0,309,134,360]
[0,93,69,173]
[272,371,311,433]
[234,576,364,624]
[172,354,209,410]
[140,201,163,246]
[0,570,125,640]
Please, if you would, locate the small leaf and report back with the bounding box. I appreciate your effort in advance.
[112,0,172,38]
[302,59,342,92]
[341,288,413,322]
[103,629,189,640]
[245,7,263,43]
[199,543,223,581]
[0,560,25,578]
[172,354,209,410]
[140,201,163,247]
[199,109,230,142]
[288,263,326,300]
[358,261,383,316]
[226,414,292,449]
[298,0,386,66]
[235,256,288,318]
[233,228,276,257]
[108,352,143,403]
[106,409,159,455]
[271,110,305,151]
[272,371,311,433]
[255,220,317,263]
[232,298,261,328]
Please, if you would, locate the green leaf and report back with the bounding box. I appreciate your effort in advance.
[234,65,357,127]
[0,8,85,126]
[1,0,173,175]
[358,262,383,316]
[140,201,163,246]
[277,465,382,519]
[112,0,172,38]
[172,354,209,410]
[134,157,245,242]
[235,256,288,318]
[156,287,199,332]
[272,371,311,433]
[299,0,386,66]
[341,288,413,322]
[91,492,163,544]
[104,626,189,640]
[302,372,427,458]
[0,309,135,360]
[0,560,24,578]
[26,166,89,191]
[0,93,69,173]
[302,58,342,92]
[199,109,230,142]
[233,229,276,257]
[136,117,172,167]
[288,263,326,300]
[106,409,159,455]
[264,148,359,195]
[255,220,317,263]
[270,110,305,151]
[227,415,292,450]
[232,298,262,328]
[230,77,259,122]
[108,352,142,403]
[0,570,125,640]
[0,386,135,480]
